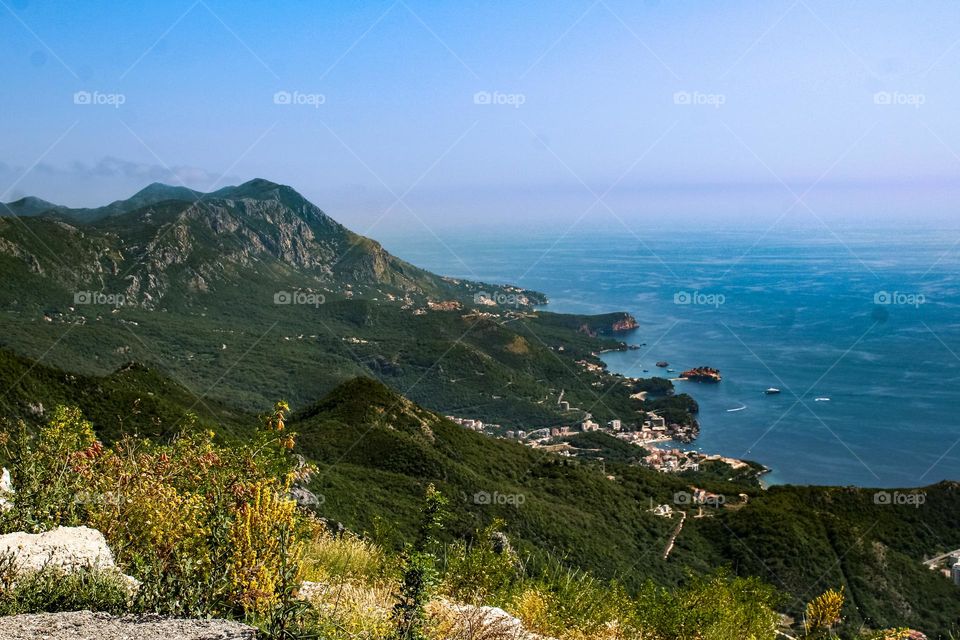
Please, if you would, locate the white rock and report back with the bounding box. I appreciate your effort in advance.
[296,580,326,601]
[0,526,140,592]
[0,526,117,574]
[0,468,12,511]
[434,598,553,640]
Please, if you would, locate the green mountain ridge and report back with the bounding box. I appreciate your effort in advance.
[2,355,957,637]
[0,178,504,307]
[0,346,249,443]
[0,180,641,427]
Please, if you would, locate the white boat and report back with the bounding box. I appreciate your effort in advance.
[764,388,781,395]
[814,397,831,402]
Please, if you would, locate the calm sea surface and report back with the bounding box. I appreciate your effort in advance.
[379,226,960,488]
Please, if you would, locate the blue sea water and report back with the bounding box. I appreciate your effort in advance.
[379,226,960,488]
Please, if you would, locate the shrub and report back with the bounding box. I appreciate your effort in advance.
[392,484,447,640]
[506,561,626,639]
[303,580,395,639]
[0,561,129,616]
[804,586,844,636]
[228,480,302,614]
[0,402,308,632]
[0,408,97,533]
[443,520,521,602]
[632,572,780,640]
[509,587,551,635]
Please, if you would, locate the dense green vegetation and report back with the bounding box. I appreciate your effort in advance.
[290,377,960,638]
[559,431,649,465]
[0,401,792,639]
[0,348,249,443]
[0,298,647,428]
[0,356,956,637]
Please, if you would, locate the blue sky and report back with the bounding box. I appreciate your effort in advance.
[2,0,960,232]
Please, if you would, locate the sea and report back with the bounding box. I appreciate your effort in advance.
[379,225,960,488]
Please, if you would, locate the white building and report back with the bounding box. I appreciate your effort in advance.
[651,504,673,517]
[581,419,600,432]
[609,419,622,431]
[647,412,666,430]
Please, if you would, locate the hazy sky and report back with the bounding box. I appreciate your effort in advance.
[2,0,960,232]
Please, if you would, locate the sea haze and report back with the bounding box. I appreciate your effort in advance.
[380,225,960,488]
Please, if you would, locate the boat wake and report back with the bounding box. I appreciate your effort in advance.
[726,404,748,413]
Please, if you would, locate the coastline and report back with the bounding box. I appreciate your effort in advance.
[601,340,777,486]
[378,229,960,488]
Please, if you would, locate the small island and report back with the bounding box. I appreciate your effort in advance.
[680,366,722,383]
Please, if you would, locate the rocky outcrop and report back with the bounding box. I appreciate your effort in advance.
[577,313,639,337]
[0,526,139,592]
[0,611,257,640]
[0,526,117,574]
[610,315,639,332]
[429,598,555,640]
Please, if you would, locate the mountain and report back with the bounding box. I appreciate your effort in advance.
[0,178,513,308]
[0,180,645,427]
[1,183,204,223]
[0,196,68,218]
[85,182,205,221]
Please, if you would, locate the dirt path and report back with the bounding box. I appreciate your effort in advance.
[663,511,687,560]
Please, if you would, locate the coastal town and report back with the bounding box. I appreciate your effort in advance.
[445,374,761,479]
[923,549,960,587]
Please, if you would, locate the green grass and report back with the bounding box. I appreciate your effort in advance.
[0,564,130,616]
